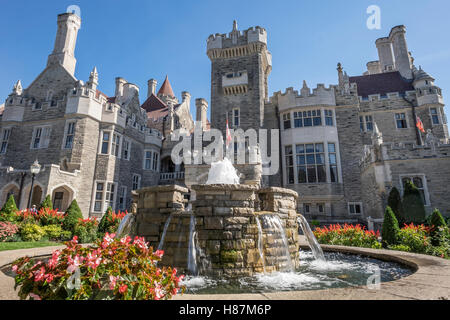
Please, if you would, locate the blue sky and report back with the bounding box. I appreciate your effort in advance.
[0,0,449,120]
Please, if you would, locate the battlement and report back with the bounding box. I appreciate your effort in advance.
[358,90,416,103]
[270,83,336,111]
[207,23,267,51]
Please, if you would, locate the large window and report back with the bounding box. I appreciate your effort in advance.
[325,110,334,126]
[348,203,362,215]
[285,146,294,184]
[360,115,373,132]
[132,174,141,191]
[64,122,75,149]
[233,108,240,127]
[123,140,130,160]
[144,150,159,171]
[293,110,322,128]
[296,143,326,183]
[31,126,51,149]
[401,176,428,205]
[112,133,121,157]
[396,113,408,129]
[106,183,116,209]
[328,143,338,183]
[283,113,291,129]
[94,182,104,212]
[430,108,440,125]
[101,132,110,154]
[0,128,11,154]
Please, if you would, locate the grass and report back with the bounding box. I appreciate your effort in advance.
[0,241,61,252]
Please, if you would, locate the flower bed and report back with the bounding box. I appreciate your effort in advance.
[12,234,185,300]
[313,224,382,249]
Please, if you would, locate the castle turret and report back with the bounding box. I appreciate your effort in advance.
[390,25,413,79]
[147,79,157,98]
[47,13,81,76]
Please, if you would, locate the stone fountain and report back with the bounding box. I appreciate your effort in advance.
[132,158,317,277]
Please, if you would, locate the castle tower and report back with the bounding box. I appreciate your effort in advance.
[47,13,82,76]
[207,21,272,134]
[389,25,413,79]
[375,37,395,73]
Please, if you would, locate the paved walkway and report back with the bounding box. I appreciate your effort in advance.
[1,242,449,300]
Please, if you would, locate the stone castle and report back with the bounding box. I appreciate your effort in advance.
[1,12,449,226]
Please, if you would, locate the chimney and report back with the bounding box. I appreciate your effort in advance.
[115,77,126,98]
[389,25,413,79]
[366,61,381,75]
[195,98,208,131]
[147,79,157,98]
[376,37,395,73]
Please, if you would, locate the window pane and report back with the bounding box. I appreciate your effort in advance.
[307,166,316,183]
[317,165,326,182]
[316,153,325,164]
[296,145,305,154]
[306,144,314,153]
[304,118,312,127]
[329,154,337,165]
[296,155,305,165]
[328,143,336,153]
[306,154,315,164]
[330,166,338,183]
[413,177,423,188]
[315,143,324,153]
[297,166,307,183]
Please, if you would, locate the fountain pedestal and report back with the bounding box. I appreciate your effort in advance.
[135,184,300,277]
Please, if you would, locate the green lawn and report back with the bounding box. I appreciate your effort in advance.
[0,241,61,252]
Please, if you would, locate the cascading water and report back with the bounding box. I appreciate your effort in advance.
[206,157,240,185]
[297,215,325,261]
[157,213,174,251]
[255,217,266,273]
[260,215,294,273]
[116,214,135,239]
[187,214,198,275]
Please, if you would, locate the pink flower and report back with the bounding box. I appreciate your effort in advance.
[101,233,115,248]
[154,250,164,259]
[109,275,118,290]
[119,284,128,294]
[33,267,46,282]
[44,273,54,283]
[120,236,132,245]
[154,284,164,300]
[47,250,61,269]
[133,237,148,250]
[12,265,18,273]
[86,252,102,269]
[29,293,41,300]
[67,255,81,273]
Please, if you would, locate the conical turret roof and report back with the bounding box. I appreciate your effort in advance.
[157,75,175,98]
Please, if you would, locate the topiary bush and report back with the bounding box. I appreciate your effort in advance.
[429,209,448,246]
[73,218,98,243]
[62,200,83,233]
[20,224,46,242]
[97,208,127,238]
[0,195,19,222]
[388,187,404,225]
[382,206,400,248]
[39,195,53,211]
[402,180,426,224]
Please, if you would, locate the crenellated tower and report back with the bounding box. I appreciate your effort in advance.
[207,21,272,134]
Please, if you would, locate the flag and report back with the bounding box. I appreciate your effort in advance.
[226,119,232,147]
[416,116,425,133]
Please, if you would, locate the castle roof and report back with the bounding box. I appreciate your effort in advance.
[349,71,414,98]
[141,93,181,128]
[413,67,435,82]
[157,75,175,98]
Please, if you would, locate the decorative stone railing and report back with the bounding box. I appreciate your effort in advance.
[159,171,185,181]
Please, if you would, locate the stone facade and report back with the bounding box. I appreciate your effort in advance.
[1,13,449,225]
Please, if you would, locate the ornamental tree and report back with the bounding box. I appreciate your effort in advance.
[63,199,83,233]
[429,209,448,246]
[402,180,426,224]
[39,195,53,211]
[382,206,400,248]
[0,195,19,222]
[388,187,404,225]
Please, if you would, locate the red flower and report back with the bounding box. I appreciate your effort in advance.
[119,284,128,294]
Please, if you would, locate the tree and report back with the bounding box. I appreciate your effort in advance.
[63,199,83,233]
[402,180,426,224]
[388,187,404,225]
[382,206,400,248]
[98,206,113,234]
[429,209,448,246]
[0,195,19,222]
[39,195,53,210]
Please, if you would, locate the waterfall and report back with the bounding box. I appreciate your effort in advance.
[157,214,173,251]
[187,214,198,275]
[297,215,325,261]
[255,217,266,273]
[261,215,294,273]
[116,214,135,239]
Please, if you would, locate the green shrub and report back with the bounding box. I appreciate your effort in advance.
[428,209,447,246]
[382,206,400,247]
[426,226,450,259]
[402,180,426,224]
[397,224,430,254]
[97,208,126,238]
[62,200,83,233]
[20,224,46,242]
[74,218,99,244]
[388,187,404,225]
[42,225,64,241]
[98,206,113,234]
[39,195,53,211]
[0,195,19,222]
